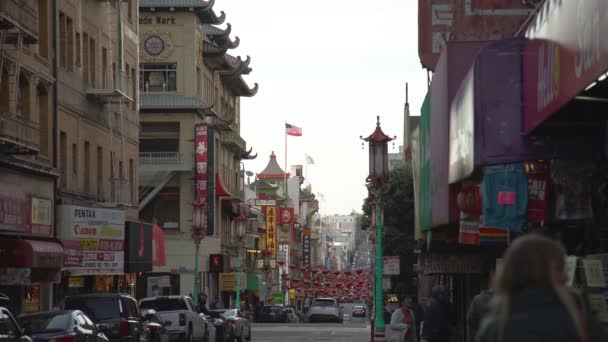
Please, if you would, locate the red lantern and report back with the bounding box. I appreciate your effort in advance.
[284,276,290,281]
[277,260,285,267]
[345,271,351,276]
[289,264,297,270]
[322,269,330,275]
[300,266,307,272]
[303,279,311,286]
[334,271,340,276]
[292,278,300,283]
[308,288,315,293]
[313,281,321,287]
[356,269,364,275]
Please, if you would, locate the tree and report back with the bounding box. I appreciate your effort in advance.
[360,162,417,297]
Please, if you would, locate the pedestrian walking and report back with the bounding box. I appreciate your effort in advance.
[197,293,208,314]
[411,296,424,342]
[477,234,605,342]
[386,296,419,342]
[466,268,494,341]
[421,285,452,342]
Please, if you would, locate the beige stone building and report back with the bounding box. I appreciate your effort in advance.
[0,0,59,314]
[137,0,257,301]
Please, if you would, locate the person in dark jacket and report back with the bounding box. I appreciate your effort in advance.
[477,234,604,342]
[421,285,451,342]
[467,269,495,341]
[410,296,424,342]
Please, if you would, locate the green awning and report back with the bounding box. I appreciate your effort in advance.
[246,274,259,291]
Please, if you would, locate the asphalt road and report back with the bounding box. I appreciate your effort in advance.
[251,322,371,342]
[250,302,371,341]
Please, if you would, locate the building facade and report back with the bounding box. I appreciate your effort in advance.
[137,0,257,303]
[54,0,141,303]
[0,0,60,315]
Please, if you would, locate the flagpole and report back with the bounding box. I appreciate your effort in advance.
[284,121,288,199]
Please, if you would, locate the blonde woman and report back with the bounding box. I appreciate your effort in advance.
[477,234,604,342]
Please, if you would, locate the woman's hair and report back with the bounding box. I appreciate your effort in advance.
[491,234,585,342]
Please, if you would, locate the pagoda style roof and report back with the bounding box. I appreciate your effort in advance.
[257,152,289,179]
[203,36,240,55]
[140,0,225,25]
[202,23,232,40]
[240,147,258,160]
[361,116,396,143]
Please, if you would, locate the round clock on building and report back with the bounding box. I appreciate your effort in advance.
[144,35,165,56]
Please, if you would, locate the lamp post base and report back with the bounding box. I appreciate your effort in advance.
[373,331,386,342]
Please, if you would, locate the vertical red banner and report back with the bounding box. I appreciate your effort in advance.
[195,124,208,233]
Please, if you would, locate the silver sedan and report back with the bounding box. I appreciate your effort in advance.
[220,309,251,342]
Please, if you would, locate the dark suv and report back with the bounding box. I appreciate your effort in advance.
[63,293,144,342]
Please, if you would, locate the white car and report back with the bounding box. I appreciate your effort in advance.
[139,296,213,342]
[309,298,343,323]
[220,309,251,342]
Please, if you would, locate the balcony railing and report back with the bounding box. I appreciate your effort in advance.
[87,72,133,103]
[0,111,39,154]
[0,0,39,43]
[139,152,193,172]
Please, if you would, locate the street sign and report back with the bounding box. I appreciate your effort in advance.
[256,199,276,206]
[383,256,400,275]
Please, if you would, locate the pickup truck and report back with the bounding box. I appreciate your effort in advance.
[309,297,343,323]
[139,296,209,342]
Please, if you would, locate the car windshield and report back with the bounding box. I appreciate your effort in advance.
[354,306,364,309]
[18,313,71,334]
[140,298,188,311]
[64,297,119,322]
[263,307,283,313]
[221,310,237,318]
[313,299,336,307]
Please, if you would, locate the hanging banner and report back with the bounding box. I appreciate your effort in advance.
[303,227,311,268]
[420,92,432,231]
[194,124,209,234]
[265,206,276,258]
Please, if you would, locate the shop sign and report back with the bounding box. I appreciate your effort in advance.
[383,256,400,276]
[265,206,277,258]
[68,277,85,288]
[422,254,481,275]
[582,259,606,288]
[0,195,53,237]
[523,0,608,134]
[303,227,311,268]
[58,205,125,275]
[219,273,246,292]
[255,199,276,206]
[62,240,83,267]
[418,0,532,70]
[194,124,210,235]
[278,208,294,225]
[140,16,177,25]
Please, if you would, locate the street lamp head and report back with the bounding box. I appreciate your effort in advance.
[235,204,247,240]
[192,198,207,241]
[361,115,396,183]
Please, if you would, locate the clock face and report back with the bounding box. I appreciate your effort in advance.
[144,35,164,56]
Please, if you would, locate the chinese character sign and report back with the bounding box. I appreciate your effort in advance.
[265,206,277,258]
[303,227,311,268]
[194,124,208,234]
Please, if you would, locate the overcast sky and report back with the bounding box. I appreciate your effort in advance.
[218,0,427,215]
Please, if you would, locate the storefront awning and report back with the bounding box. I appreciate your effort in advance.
[0,238,64,268]
[215,173,232,197]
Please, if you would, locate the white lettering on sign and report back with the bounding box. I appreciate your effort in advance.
[537,41,560,112]
[574,1,601,78]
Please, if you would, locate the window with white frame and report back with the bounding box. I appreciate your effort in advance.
[140,63,177,92]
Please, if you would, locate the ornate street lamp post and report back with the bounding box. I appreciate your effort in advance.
[235,206,247,310]
[361,116,394,339]
[261,249,271,302]
[192,199,207,305]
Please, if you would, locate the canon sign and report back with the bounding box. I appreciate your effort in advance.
[74,224,97,236]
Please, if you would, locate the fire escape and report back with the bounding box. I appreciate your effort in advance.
[0,0,40,155]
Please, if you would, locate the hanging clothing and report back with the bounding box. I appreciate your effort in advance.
[481,164,528,232]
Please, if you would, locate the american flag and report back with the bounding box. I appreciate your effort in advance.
[285,123,302,136]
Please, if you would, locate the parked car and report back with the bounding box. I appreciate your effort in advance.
[18,310,109,342]
[0,293,33,342]
[141,310,171,342]
[204,311,233,342]
[283,308,299,323]
[260,305,287,323]
[63,293,144,342]
[139,296,210,342]
[217,310,250,342]
[309,298,343,323]
[351,305,366,318]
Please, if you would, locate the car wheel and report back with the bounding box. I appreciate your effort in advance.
[244,327,251,342]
